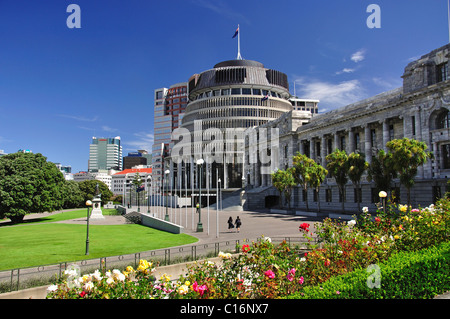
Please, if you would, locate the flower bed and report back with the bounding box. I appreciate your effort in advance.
[46,197,450,299]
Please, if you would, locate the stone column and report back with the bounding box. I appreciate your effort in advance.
[348,129,354,154]
[310,137,316,161]
[364,125,372,165]
[321,136,327,167]
[334,133,339,151]
[382,120,389,151]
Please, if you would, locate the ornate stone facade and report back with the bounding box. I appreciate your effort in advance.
[245,44,450,213]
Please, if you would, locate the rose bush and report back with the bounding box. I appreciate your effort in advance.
[47,196,450,299]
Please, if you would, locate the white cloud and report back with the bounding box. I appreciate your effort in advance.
[191,0,250,24]
[350,49,366,63]
[294,77,366,109]
[372,77,402,90]
[102,125,118,133]
[58,114,98,122]
[125,132,154,152]
[335,68,356,75]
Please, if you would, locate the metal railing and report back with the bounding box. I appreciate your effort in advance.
[0,236,315,294]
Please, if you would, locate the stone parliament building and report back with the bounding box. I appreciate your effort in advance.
[244,43,450,213]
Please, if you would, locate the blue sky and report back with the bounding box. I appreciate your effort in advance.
[0,0,448,173]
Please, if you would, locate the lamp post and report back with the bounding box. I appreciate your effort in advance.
[196,158,204,232]
[85,200,92,255]
[218,178,221,211]
[165,169,170,221]
[379,191,387,215]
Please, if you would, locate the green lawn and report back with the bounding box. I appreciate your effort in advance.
[0,210,198,270]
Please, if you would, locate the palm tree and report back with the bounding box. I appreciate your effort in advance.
[347,152,369,213]
[326,149,349,213]
[292,152,316,211]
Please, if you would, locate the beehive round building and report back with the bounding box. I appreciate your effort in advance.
[172,59,295,190]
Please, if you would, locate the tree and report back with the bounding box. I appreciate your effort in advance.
[78,180,113,206]
[292,153,316,211]
[308,162,328,213]
[60,180,84,209]
[271,168,297,209]
[367,149,397,199]
[326,149,349,213]
[386,138,432,210]
[0,152,65,223]
[347,152,369,213]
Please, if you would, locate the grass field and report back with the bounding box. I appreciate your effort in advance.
[0,209,198,271]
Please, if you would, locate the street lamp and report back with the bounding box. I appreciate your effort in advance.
[196,158,204,232]
[218,178,222,211]
[85,200,92,255]
[165,169,170,221]
[379,191,387,215]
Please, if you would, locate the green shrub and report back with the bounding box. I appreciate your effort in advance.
[286,241,450,299]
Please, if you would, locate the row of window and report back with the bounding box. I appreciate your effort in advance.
[194,88,282,100]
[196,108,284,120]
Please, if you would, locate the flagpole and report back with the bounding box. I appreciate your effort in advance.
[448,0,450,43]
[237,24,242,60]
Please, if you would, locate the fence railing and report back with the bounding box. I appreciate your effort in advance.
[0,236,316,294]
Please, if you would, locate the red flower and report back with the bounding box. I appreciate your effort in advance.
[299,223,310,232]
[242,244,251,253]
[79,291,86,298]
[375,217,381,223]
[324,259,331,267]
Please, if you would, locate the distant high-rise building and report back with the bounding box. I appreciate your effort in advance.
[88,136,122,172]
[152,82,188,189]
[123,150,151,169]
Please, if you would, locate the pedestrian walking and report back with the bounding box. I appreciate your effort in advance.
[227,216,234,232]
[235,216,241,232]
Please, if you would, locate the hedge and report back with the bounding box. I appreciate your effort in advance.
[286,241,450,299]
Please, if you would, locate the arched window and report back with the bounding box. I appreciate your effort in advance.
[437,110,450,129]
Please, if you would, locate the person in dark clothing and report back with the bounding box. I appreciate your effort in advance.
[235,216,241,232]
[227,216,234,232]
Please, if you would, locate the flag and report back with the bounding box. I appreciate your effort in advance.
[136,185,145,193]
[232,26,239,38]
[262,94,269,101]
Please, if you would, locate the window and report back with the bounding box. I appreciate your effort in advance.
[156,91,163,100]
[389,125,394,141]
[313,189,318,202]
[412,116,416,135]
[326,189,332,202]
[242,88,251,95]
[221,89,230,95]
[354,133,360,150]
[443,144,450,169]
[252,88,261,95]
[437,62,448,83]
[371,129,376,148]
[340,136,346,151]
[437,111,450,129]
[354,188,362,203]
[231,88,240,95]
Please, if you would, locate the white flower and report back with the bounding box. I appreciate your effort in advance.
[92,270,103,281]
[218,251,232,259]
[347,220,356,226]
[83,281,94,292]
[47,284,58,292]
[362,207,369,213]
[106,277,115,285]
[262,237,272,243]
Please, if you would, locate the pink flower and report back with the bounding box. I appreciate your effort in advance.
[192,281,207,296]
[264,270,275,279]
[298,276,304,285]
[286,268,296,282]
[411,209,420,213]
